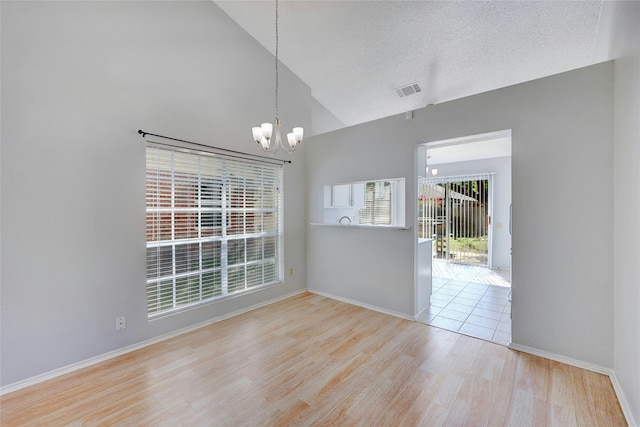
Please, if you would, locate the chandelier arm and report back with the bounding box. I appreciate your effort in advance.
[279,142,299,153]
[264,142,279,153]
[279,140,294,153]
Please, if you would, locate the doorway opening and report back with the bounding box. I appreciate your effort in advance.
[416,130,512,346]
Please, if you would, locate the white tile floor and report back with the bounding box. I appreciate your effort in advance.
[418,260,512,345]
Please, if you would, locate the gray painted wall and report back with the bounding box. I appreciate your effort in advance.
[603,1,640,423]
[311,98,345,136]
[306,62,614,368]
[1,1,310,386]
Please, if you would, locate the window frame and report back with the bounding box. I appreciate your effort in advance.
[145,144,284,318]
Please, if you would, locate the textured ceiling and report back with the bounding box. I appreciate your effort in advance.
[215,0,604,132]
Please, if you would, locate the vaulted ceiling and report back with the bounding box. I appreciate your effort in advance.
[215,1,606,133]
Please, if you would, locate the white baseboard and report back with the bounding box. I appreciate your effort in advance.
[508,343,638,427]
[307,289,415,321]
[0,289,306,396]
[507,343,612,375]
[610,372,639,427]
[414,304,430,321]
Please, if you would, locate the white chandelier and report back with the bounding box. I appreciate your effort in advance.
[252,0,303,153]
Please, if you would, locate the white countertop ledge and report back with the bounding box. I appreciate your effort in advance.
[309,223,411,230]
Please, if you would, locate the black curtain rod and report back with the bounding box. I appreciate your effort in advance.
[137,130,292,165]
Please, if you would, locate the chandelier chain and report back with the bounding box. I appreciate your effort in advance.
[275,0,279,118]
[251,0,302,153]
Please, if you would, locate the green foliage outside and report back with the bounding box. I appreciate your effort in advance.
[449,236,488,254]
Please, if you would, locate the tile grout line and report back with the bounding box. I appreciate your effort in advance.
[428,270,511,345]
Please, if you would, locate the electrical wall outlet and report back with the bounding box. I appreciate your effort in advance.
[115,316,126,331]
[289,268,294,276]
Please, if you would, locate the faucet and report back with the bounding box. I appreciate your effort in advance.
[338,215,352,225]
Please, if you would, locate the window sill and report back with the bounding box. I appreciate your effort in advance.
[147,281,282,321]
[309,223,411,231]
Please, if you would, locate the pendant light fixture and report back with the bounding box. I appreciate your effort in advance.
[252,0,303,153]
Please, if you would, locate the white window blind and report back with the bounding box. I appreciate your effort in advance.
[424,173,493,185]
[358,181,392,225]
[146,145,283,317]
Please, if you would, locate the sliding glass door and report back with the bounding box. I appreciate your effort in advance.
[418,174,493,267]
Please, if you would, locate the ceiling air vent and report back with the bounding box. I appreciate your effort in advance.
[395,82,422,98]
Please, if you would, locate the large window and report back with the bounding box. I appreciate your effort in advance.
[146,145,283,317]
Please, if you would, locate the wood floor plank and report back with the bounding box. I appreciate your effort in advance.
[454,376,493,425]
[0,293,627,426]
[485,346,519,426]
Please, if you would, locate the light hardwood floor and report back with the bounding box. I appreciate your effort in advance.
[0,292,626,426]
